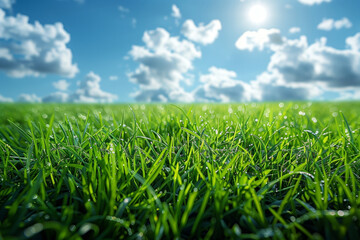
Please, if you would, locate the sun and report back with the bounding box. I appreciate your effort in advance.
[248,4,268,24]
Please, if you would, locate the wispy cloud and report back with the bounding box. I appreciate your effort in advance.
[298,0,331,6]
[132,18,137,28]
[0,94,13,102]
[0,0,15,9]
[171,4,181,19]
[18,94,42,103]
[118,5,129,13]
[318,18,352,31]
[109,75,118,81]
[289,27,301,34]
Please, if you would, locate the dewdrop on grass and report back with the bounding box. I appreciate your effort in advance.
[299,111,306,116]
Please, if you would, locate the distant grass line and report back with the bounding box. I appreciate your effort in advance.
[0,102,359,239]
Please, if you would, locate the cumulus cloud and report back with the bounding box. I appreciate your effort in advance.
[171,4,181,19]
[181,20,222,45]
[42,92,69,103]
[251,72,321,101]
[128,25,322,103]
[0,0,15,9]
[18,93,42,103]
[346,33,360,52]
[53,79,70,91]
[0,9,78,78]
[43,72,117,103]
[70,72,117,103]
[289,27,301,34]
[235,28,284,51]
[298,0,331,6]
[128,23,358,102]
[194,67,252,102]
[268,36,360,89]
[125,20,360,103]
[131,88,194,103]
[192,67,318,102]
[318,18,352,31]
[128,28,201,102]
[236,29,360,96]
[0,94,13,102]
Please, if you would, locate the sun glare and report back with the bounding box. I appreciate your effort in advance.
[248,4,268,24]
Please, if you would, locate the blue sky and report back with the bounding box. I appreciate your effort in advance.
[0,0,360,103]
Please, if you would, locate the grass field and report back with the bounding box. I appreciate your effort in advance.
[0,102,360,239]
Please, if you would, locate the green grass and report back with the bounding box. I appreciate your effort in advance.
[0,102,359,240]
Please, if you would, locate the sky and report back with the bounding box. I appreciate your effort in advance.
[0,0,360,103]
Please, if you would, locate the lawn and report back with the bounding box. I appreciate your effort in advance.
[0,102,359,239]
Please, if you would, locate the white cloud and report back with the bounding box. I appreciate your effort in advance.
[0,0,15,9]
[0,9,78,78]
[128,25,327,103]
[18,93,42,103]
[267,36,360,89]
[70,72,117,103]
[298,0,331,6]
[171,4,181,19]
[337,90,360,100]
[0,94,13,102]
[43,72,117,103]
[318,18,352,31]
[128,28,201,102]
[131,88,194,103]
[42,92,69,103]
[0,48,12,60]
[53,79,70,91]
[109,75,118,81]
[128,24,359,102]
[181,19,222,45]
[251,72,322,101]
[192,66,319,102]
[289,27,301,34]
[194,67,253,102]
[317,19,333,31]
[235,28,284,51]
[346,33,360,52]
[334,18,352,29]
[236,29,360,96]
